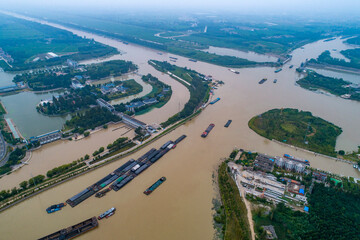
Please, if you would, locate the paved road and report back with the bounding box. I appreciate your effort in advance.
[0,133,7,167]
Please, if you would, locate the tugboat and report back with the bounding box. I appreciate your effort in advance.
[144,177,167,195]
[46,203,66,213]
[273,79,278,83]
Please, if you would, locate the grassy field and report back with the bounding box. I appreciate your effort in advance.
[0,13,116,71]
[309,50,360,70]
[248,108,342,156]
[217,162,251,240]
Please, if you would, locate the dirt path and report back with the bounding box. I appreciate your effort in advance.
[229,163,256,240]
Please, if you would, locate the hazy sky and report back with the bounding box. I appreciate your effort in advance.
[2,0,360,15]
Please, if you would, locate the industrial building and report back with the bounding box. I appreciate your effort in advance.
[29,130,62,145]
[254,154,275,172]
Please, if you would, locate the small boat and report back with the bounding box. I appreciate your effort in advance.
[289,65,294,69]
[46,203,66,214]
[273,79,277,83]
[259,78,267,84]
[224,120,232,128]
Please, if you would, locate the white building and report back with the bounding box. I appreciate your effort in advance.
[275,157,285,167]
[285,161,294,171]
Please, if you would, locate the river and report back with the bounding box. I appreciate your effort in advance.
[0,12,359,240]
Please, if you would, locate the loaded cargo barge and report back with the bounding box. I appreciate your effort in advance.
[258,78,267,84]
[66,136,187,207]
[284,154,310,165]
[210,97,220,104]
[201,124,215,138]
[224,120,232,128]
[144,177,166,195]
[38,217,98,240]
[98,207,116,220]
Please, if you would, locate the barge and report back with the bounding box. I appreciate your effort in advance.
[274,68,282,73]
[210,97,220,104]
[189,59,197,62]
[224,120,232,128]
[174,135,187,144]
[98,207,116,220]
[38,217,98,240]
[201,124,215,138]
[284,154,310,165]
[95,188,111,198]
[169,56,178,60]
[259,78,267,84]
[46,203,66,214]
[144,177,166,195]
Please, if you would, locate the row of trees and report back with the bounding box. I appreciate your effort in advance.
[46,161,85,178]
[151,61,210,127]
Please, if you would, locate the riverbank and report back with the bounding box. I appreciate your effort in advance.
[306,62,360,74]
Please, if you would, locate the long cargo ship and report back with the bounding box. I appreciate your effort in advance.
[144,177,166,195]
[98,207,116,220]
[174,135,187,144]
[201,124,215,138]
[274,68,282,73]
[284,154,310,165]
[46,203,66,214]
[210,97,220,104]
[224,120,232,128]
[38,217,98,240]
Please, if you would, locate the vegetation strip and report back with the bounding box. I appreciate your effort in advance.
[217,162,251,240]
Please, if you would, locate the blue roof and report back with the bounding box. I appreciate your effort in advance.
[304,206,309,212]
[299,189,305,194]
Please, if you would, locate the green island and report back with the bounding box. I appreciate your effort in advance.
[214,162,251,240]
[308,50,360,70]
[14,60,137,91]
[149,60,211,127]
[296,71,360,101]
[346,36,360,45]
[0,13,117,71]
[114,74,172,116]
[36,79,142,115]
[248,108,342,156]
[64,107,120,133]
